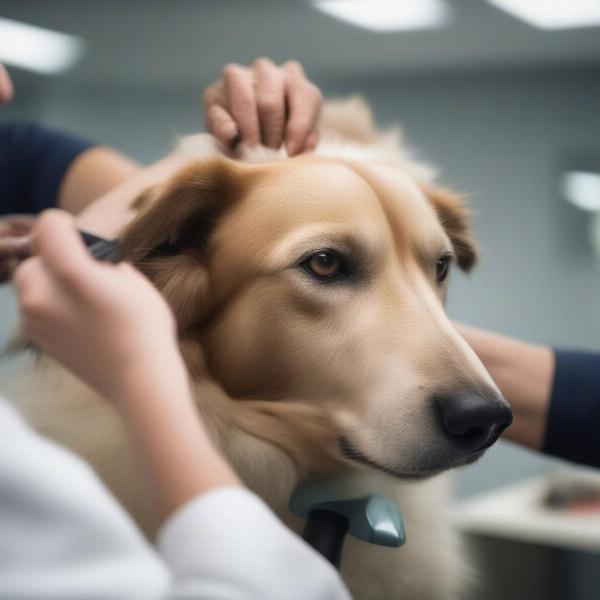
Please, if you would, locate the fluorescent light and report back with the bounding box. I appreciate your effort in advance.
[312,0,450,33]
[0,17,84,75]
[485,0,600,30]
[561,171,600,212]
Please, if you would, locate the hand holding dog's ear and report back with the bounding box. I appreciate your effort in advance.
[13,209,184,403]
[203,58,322,156]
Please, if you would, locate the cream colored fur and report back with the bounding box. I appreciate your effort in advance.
[4,98,476,600]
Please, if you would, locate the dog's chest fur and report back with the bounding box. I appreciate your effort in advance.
[5,357,469,600]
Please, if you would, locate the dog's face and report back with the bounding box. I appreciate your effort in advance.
[121,154,511,479]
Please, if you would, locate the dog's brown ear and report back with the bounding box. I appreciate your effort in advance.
[423,183,478,271]
[119,157,244,331]
[120,157,241,263]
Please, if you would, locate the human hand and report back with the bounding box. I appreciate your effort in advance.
[0,64,14,104]
[0,215,36,283]
[15,210,241,521]
[203,58,322,156]
[14,210,182,403]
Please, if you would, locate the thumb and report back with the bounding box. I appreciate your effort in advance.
[33,210,94,286]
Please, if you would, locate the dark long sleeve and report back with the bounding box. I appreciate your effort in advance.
[0,120,96,216]
[543,350,600,468]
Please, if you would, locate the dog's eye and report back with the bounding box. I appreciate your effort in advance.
[303,251,344,281]
[436,254,452,283]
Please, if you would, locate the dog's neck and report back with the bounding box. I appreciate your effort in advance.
[189,378,298,511]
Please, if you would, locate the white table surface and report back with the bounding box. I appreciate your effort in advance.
[453,471,600,553]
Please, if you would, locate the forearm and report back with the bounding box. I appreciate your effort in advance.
[76,154,191,238]
[115,350,240,525]
[456,323,555,450]
[58,146,139,215]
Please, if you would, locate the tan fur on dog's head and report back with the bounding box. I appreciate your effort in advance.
[118,145,510,483]
[120,158,346,475]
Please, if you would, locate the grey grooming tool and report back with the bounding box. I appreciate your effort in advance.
[290,476,405,568]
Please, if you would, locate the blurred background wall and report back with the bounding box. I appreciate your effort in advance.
[1,4,599,594]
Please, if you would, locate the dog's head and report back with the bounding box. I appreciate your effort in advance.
[120,152,511,479]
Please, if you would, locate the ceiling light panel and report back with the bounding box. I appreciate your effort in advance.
[486,0,600,30]
[0,17,84,75]
[312,0,451,33]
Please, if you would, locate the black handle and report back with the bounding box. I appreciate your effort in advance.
[79,230,122,263]
[302,509,349,569]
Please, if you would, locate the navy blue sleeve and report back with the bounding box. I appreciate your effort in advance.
[543,350,600,468]
[0,120,96,216]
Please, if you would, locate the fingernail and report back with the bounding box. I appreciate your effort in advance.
[304,133,319,152]
[286,140,297,156]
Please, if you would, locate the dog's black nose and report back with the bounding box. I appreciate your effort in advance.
[437,392,512,451]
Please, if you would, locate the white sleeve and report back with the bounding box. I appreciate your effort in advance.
[0,398,351,600]
[0,400,170,600]
[157,487,352,600]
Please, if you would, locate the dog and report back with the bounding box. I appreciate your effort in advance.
[7,98,512,599]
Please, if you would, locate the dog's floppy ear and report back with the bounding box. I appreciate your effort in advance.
[120,157,241,262]
[119,157,245,332]
[422,183,478,271]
